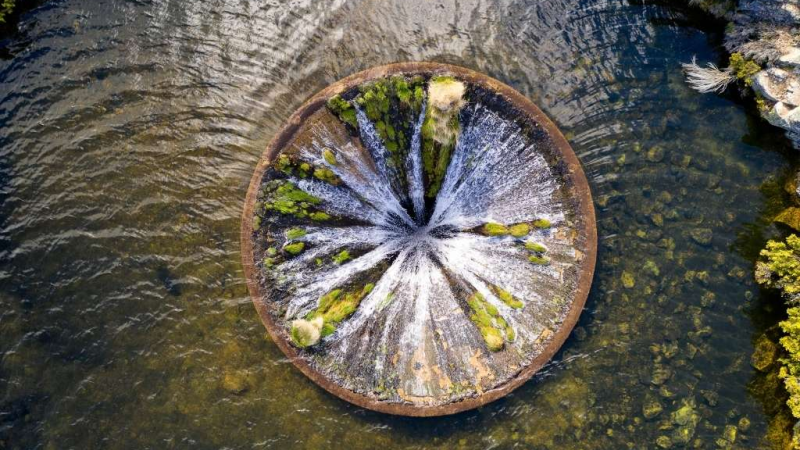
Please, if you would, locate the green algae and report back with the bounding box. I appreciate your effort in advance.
[532,218,552,229]
[351,76,426,182]
[262,181,322,219]
[490,285,523,309]
[285,228,306,240]
[310,211,330,221]
[509,223,530,237]
[283,242,305,255]
[313,167,339,184]
[466,292,514,352]
[332,249,351,265]
[326,95,358,129]
[302,284,375,340]
[528,255,549,265]
[322,148,337,166]
[525,242,547,253]
[482,222,509,236]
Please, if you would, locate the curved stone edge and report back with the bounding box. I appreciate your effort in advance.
[240,62,598,417]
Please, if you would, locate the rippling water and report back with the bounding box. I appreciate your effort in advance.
[0,0,795,448]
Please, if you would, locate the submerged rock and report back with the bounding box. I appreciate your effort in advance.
[690,228,713,246]
[751,335,778,371]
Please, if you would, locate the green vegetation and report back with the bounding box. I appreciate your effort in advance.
[509,223,530,237]
[0,0,14,24]
[528,255,549,265]
[262,181,321,219]
[466,292,514,351]
[332,249,351,264]
[525,242,546,253]
[756,235,800,303]
[482,222,509,236]
[283,242,305,255]
[729,53,761,87]
[422,77,465,198]
[326,95,358,129]
[322,148,337,166]
[490,285,523,309]
[305,284,375,338]
[313,166,338,184]
[285,227,306,240]
[756,234,800,433]
[532,218,552,229]
[273,153,340,184]
[779,307,800,419]
[346,76,426,182]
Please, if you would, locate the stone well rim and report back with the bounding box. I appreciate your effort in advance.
[240,62,597,417]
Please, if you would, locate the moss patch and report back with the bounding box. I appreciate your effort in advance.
[466,292,514,352]
[305,284,375,338]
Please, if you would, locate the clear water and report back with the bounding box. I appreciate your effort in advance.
[0,0,795,448]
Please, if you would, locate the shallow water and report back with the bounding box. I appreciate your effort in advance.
[0,0,796,448]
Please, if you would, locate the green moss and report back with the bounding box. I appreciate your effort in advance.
[275,154,293,175]
[253,215,261,231]
[262,181,323,219]
[313,167,339,184]
[532,218,552,229]
[285,228,306,240]
[350,77,426,187]
[529,255,550,265]
[421,77,465,199]
[621,271,635,288]
[322,148,337,166]
[525,242,547,253]
[284,242,305,255]
[266,246,278,256]
[509,223,530,237]
[466,292,514,351]
[310,211,330,221]
[729,53,761,87]
[482,222,509,236]
[332,250,351,265]
[490,285,523,309]
[326,95,358,129]
[306,284,374,336]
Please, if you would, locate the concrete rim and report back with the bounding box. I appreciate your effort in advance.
[240,62,597,417]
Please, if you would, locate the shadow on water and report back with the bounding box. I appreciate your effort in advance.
[0,0,798,448]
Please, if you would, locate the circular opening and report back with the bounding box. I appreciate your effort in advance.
[241,62,597,416]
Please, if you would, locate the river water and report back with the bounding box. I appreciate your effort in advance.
[0,0,796,448]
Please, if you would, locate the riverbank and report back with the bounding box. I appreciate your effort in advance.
[684,0,800,149]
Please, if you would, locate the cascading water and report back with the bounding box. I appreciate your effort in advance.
[242,63,596,415]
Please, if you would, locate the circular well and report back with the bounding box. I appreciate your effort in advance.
[241,62,596,416]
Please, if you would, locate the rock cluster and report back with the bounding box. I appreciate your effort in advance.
[688,0,800,147]
[740,0,800,145]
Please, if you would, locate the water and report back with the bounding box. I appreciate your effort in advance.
[0,0,795,448]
